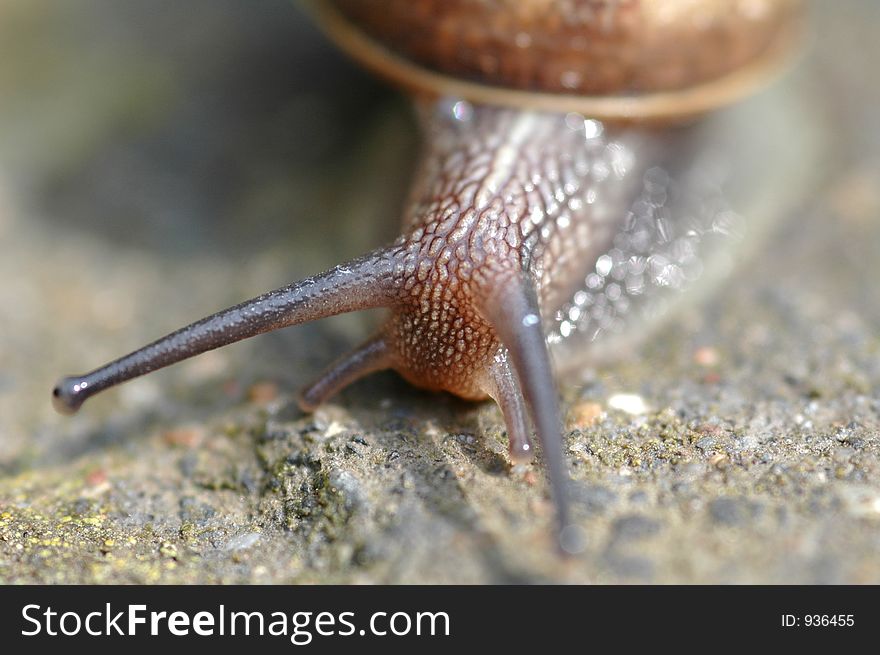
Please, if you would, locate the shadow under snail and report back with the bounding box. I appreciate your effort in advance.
[53,0,807,551]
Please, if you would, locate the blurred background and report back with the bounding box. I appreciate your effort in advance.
[0,1,878,583]
[0,0,416,462]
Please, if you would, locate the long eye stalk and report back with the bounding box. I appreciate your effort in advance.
[52,249,398,414]
[479,270,581,553]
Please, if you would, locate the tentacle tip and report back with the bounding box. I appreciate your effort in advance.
[557,523,587,556]
[51,377,87,415]
[509,442,536,464]
[295,390,319,414]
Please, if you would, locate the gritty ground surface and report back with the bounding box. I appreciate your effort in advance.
[1,1,879,584]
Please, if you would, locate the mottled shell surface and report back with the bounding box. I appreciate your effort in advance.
[321,0,803,120]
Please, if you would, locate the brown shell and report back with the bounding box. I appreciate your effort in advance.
[312,0,804,121]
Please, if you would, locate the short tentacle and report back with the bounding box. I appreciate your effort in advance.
[52,248,400,414]
[297,333,394,412]
[486,352,535,464]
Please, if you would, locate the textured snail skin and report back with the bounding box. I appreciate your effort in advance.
[52,1,803,548]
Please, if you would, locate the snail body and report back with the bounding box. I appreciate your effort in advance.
[53,0,805,548]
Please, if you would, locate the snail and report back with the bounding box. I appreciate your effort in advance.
[52,0,805,551]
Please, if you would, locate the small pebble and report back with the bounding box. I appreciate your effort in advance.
[162,426,205,448]
[693,346,720,366]
[608,393,649,415]
[324,421,347,438]
[247,381,278,405]
[569,401,605,427]
[85,469,107,487]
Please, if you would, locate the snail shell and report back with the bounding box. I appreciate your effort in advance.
[314,0,803,121]
[53,0,807,550]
